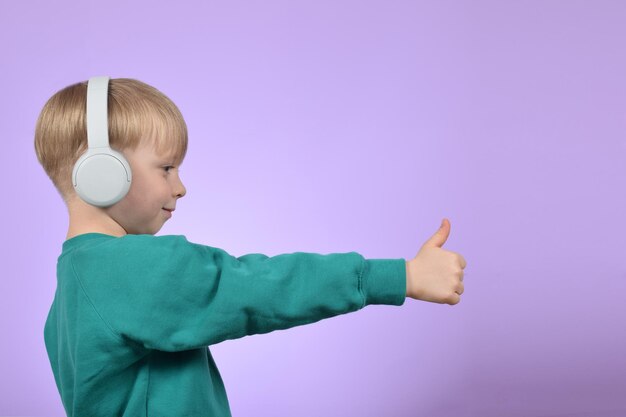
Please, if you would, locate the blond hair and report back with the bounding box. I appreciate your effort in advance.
[34,78,188,205]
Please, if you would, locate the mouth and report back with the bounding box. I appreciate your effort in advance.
[162,208,175,212]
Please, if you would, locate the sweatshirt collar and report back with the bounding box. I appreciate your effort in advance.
[62,233,119,253]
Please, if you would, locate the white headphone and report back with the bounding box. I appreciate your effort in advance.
[71,76,132,207]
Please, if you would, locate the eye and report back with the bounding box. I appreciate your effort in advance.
[163,166,174,173]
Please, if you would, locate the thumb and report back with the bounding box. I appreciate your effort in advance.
[423,218,450,248]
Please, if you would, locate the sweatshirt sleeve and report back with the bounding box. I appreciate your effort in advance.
[72,234,406,352]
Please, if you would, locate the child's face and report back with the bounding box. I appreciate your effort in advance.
[105,140,186,235]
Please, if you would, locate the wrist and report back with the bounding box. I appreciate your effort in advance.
[405,261,410,297]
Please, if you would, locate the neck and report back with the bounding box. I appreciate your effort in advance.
[66,197,127,240]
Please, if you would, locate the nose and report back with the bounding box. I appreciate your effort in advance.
[174,174,187,199]
[176,183,186,198]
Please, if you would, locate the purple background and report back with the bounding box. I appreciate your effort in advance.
[2,1,625,416]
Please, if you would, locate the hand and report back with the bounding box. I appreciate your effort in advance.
[406,218,467,305]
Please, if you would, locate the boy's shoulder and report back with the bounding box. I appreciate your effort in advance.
[65,233,204,281]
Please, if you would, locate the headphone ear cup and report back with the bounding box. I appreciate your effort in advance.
[72,148,132,207]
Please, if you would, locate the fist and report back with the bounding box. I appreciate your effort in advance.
[406,218,467,305]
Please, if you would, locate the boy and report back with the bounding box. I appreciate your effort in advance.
[35,77,466,417]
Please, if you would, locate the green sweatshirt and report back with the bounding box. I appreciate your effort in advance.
[44,232,406,416]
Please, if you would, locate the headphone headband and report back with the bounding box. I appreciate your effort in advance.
[86,76,111,149]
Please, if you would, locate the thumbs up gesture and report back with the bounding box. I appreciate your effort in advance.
[406,219,467,305]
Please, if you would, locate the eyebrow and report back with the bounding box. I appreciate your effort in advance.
[153,152,182,166]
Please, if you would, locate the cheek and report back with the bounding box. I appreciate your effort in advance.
[120,182,152,212]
